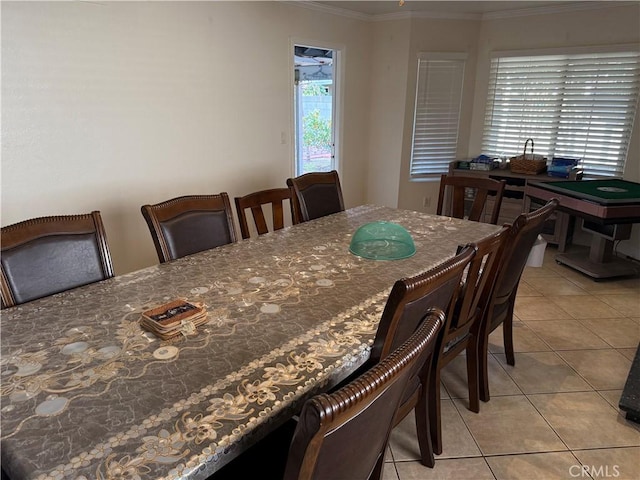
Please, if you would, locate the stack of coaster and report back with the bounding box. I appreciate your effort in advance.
[140,299,207,340]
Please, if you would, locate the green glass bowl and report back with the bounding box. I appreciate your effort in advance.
[349,221,416,260]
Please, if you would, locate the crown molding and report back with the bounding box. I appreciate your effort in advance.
[287,2,480,21]
[368,11,414,22]
[286,1,638,23]
[372,10,481,22]
[481,1,637,20]
[282,1,371,21]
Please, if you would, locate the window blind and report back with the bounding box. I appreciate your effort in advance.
[410,57,465,177]
[482,51,640,177]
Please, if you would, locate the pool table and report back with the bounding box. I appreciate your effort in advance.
[525,179,640,279]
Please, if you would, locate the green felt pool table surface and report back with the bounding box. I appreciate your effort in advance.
[525,179,640,280]
[531,179,640,205]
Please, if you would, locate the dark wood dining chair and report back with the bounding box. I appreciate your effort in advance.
[476,198,559,404]
[427,226,509,457]
[283,309,445,480]
[140,193,237,263]
[436,174,507,224]
[1,211,114,308]
[209,309,445,480]
[369,245,476,467]
[234,187,292,239]
[286,170,345,224]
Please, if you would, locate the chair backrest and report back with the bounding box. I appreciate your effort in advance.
[234,188,292,239]
[436,174,507,224]
[140,193,237,263]
[481,199,559,333]
[371,245,475,363]
[437,226,509,359]
[286,170,345,224]
[283,309,445,480]
[1,211,114,308]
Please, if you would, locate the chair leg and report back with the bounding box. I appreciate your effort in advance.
[428,366,443,456]
[370,454,385,480]
[465,344,480,413]
[504,306,516,366]
[415,385,435,467]
[478,333,491,403]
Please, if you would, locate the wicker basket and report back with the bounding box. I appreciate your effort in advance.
[510,138,547,175]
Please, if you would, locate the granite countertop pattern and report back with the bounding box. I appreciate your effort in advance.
[0,205,502,480]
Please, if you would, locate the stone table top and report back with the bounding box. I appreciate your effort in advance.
[0,205,501,480]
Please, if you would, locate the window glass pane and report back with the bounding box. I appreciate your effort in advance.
[482,51,640,177]
[410,57,465,177]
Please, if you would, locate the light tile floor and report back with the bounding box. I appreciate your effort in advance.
[386,246,640,480]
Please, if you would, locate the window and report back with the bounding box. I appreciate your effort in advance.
[410,54,466,178]
[482,49,640,177]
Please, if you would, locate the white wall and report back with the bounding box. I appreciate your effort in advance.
[1,1,371,274]
[365,19,411,208]
[3,2,640,275]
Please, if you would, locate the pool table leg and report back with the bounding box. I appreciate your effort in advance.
[556,212,574,254]
[589,235,614,263]
[555,222,638,280]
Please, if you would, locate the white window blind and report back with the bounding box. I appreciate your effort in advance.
[482,50,640,177]
[410,55,465,177]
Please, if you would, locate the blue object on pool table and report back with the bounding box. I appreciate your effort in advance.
[548,157,580,178]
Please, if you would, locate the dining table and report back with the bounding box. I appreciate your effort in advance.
[0,205,502,480]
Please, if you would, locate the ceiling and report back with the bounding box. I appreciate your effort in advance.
[312,1,630,17]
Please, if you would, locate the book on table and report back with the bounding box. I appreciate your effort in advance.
[140,299,207,339]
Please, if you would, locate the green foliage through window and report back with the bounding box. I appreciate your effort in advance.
[301,82,330,96]
[303,110,331,148]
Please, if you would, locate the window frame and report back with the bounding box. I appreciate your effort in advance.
[481,44,640,178]
[409,52,467,180]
